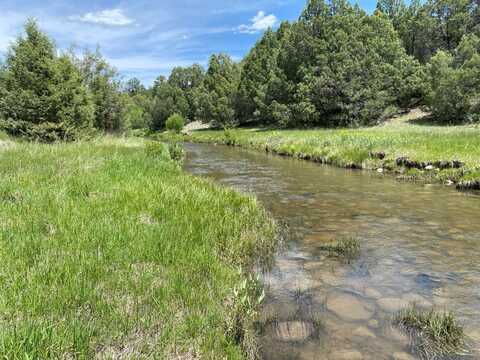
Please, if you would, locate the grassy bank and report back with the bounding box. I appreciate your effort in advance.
[176,114,480,190]
[0,137,276,359]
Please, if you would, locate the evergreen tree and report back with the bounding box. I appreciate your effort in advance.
[199,54,240,127]
[125,77,146,96]
[0,20,93,133]
[266,0,424,127]
[50,54,94,128]
[168,64,205,120]
[0,19,57,124]
[379,0,479,63]
[427,34,480,122]
[236,29,282,123]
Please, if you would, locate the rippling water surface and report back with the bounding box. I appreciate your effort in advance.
[184,143,480,360]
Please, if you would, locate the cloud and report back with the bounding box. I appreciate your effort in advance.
[237,11,278,34]
[108,55,203,71]
[70,9,134,27]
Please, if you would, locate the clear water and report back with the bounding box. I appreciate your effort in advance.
[184,143,480,360]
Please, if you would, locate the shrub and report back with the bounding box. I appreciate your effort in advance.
[0,118,88,143]
[165,113,185,133]
[145,141,171,160]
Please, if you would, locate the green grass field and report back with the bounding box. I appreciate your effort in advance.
[183,114,480,186]
[0,137,276,359]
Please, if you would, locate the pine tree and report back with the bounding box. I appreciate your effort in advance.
[200,54,240,127]
[0,19,94,137]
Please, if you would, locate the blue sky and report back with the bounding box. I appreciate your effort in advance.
[0,0,378,85]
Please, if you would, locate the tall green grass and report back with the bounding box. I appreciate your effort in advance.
[0,137,276,359]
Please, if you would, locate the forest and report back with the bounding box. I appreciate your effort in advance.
[1,0,479,141]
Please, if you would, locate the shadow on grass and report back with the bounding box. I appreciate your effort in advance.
[406,115,469,127]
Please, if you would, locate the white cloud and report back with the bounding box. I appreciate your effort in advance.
[237,11,278,34]
[70,9,134,27]
[107,55,207,71]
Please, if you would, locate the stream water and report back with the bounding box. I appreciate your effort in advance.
[183,143,480,360]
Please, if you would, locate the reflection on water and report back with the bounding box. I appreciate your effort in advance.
[184,143,480,360]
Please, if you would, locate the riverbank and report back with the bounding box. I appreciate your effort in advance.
[173,111,480,191]
[0,136,276,358]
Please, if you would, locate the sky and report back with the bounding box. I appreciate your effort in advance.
[0,0,378,86]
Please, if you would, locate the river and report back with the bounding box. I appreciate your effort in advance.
[184,143,480,360]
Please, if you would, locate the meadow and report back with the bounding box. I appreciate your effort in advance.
[0,136,276,359]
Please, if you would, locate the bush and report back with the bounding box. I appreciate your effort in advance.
[0,118,89,143]
[165,113,185,133]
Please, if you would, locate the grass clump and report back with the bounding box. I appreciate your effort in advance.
[320,236,361,262]
[393,306,467,359]
[0,137,276,359]
[145,140,171,159]
[223,129,238,146]
[167,141,185,162]
[145,140,185,162]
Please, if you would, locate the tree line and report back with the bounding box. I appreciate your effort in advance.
[0,0,479,141]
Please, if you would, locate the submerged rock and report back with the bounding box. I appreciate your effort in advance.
[465,328,480,343]
[368,319,380,328]
[364,287,383,300]
[318,272,343,287]
[326,292,374,321]
[377,297,410,313]
[275,321,315,342]
[330,350,363,360]
[401,293,432,308]
[392,351,415,360]
[383,325,410,345]
[414,273,442,290]
[353,326,376,338]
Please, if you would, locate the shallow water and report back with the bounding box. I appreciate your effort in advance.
[184,143,480,360]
